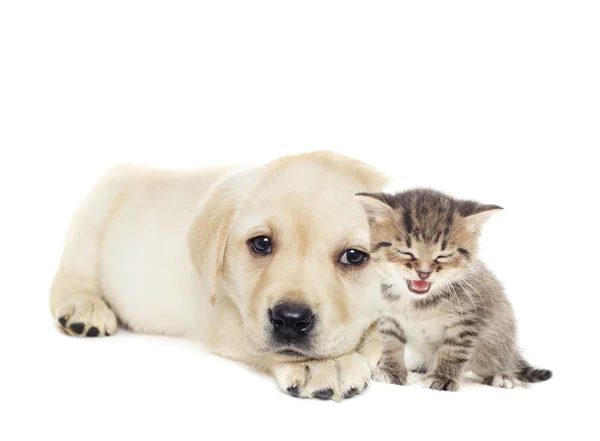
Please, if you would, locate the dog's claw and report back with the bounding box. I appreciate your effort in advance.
[287,385,300,397]
[343,386,359,399]
[313,388,334,400]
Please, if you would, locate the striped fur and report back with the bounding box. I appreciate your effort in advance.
[373,314,408,385]
[357,189,552,390]
[516,357,553,382]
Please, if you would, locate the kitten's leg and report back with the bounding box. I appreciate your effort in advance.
[372,315,407,385]
[471,356,518,389]
[405,345,430,374]
[424,325,479,391]
[482,374,515,389]
[479,356,551,388]
[410,363,429,374]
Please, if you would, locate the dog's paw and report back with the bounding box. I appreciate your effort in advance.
[272,352,371,401]
[483,374,515,389]
[55,297,118,337]
[423,374,460,391]
[372,366,406,385]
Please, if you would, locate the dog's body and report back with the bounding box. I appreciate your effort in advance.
[51,152,387,400]
[51,164,233,339]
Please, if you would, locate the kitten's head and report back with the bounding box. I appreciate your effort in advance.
[356,189,501,300]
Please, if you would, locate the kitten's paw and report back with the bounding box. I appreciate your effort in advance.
[372,366,407,385]
[55,297,117,337]
[424,374,460,391]
[272,352,371,401]
[409,364,429,375]
[483,374,515,389]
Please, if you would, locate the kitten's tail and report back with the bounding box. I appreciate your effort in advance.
[515,357,552,383]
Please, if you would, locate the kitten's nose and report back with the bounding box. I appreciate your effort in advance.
[417,271,431,280]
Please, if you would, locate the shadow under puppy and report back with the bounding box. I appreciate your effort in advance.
[357,189,552,391]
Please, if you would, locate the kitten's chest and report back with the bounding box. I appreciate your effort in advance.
[391,298,447,352]
[402,314,446,351]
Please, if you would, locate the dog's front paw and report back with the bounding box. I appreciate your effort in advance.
[423,373,460,391]
[55,297,118,337]
[272,352,371,401]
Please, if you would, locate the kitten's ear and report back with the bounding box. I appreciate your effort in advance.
[460,202,503,233]
[355,192,397,224]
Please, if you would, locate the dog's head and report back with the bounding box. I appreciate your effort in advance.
[189,151,388,360]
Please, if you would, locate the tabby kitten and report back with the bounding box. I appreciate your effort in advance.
[356,189,551,391]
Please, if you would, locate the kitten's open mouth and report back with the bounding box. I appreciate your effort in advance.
[406,280,431,295]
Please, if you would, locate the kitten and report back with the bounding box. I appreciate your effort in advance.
[356,189,552,391]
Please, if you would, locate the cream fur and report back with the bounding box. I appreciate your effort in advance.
[50,151,388,400]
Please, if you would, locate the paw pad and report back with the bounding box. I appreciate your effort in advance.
[69,323,85,334]
[55,298,117,337]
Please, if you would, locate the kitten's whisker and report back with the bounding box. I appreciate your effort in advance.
[467,280,487,308]
[465,269,494,307]
[457,280,479,311]
[446,221,470,240]
[458,278,485,310]
[447,283,465,319]
[473,279,494,308]
[446,227,471,242]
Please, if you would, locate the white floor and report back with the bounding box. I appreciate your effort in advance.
[2,306,587,441]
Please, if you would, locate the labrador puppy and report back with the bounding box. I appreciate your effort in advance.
[50,151,388,400]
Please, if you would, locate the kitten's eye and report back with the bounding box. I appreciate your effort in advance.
[434,254,454,263]
[249,236,272,254]
[398,252,416,261]
[340,249,369,266]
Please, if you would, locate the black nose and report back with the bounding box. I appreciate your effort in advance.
[270,303,314,340]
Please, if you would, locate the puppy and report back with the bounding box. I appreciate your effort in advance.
[50,151,388,400]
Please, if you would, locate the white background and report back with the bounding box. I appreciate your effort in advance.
[1,1,598,440]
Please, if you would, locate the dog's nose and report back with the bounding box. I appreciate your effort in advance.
[417,270,431,280]
[270,303,314,339]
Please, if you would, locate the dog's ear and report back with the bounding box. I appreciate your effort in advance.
[188,174,238,306]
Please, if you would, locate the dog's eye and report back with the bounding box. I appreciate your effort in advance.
[249,236,272,254]
[340,249,369,266]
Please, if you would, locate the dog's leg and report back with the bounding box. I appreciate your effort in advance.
[50,166,134,337]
